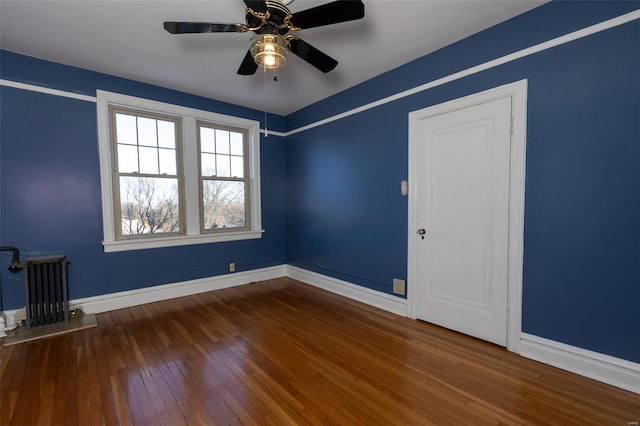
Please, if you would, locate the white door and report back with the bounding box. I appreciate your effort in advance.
[414,96,512,346]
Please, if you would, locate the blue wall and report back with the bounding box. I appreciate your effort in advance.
[1,2,638,364]
[0,51,287,309]
[285,1,640,363]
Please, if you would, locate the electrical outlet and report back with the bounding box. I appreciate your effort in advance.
[229,262,236,272]
[392,278,405,296]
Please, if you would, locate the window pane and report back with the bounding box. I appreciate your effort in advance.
[215,130,230,154]
[229,132,243,156]
[137,117,157,147]
[202,180,245,230]
[200,127,215,153]
[201,153,216,176]
[120,176,180,235]
[116,114,137,145]
[117,144,139,173]
[216,154,230,177]
[139,146,159,174]
[230,156,244,178]
[159,148,176,175]
[157,120,175,148]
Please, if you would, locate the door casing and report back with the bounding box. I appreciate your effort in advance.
[407,80,528,353]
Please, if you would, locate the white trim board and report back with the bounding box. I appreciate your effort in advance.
[407,80,527,354]
[2,265,286,328]
[285,265,408,317]
[0,313,12,338]
[1,264,407,329]
[75,265,284,313]
[95,89,263,253]
[285,9,640,136]
[1,264,637,394]
[0,79,97,103]
[2,9,638,138]
[260,129,286,137]
[520,333,640,394]
[0,80,281,136]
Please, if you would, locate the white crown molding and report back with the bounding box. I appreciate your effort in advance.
[0,80,279,135]
[3,10,638,137]
[285,9,640,136]
[0,78,97,102]
[520,333,640,394]
[260,129,286,137]
[0,9,640,137]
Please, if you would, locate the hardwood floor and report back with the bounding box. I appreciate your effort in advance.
[1,277,638,425]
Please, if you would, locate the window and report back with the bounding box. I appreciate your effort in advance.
[111,108,184,238]
[97,91,262,252]
[198,122,249,232]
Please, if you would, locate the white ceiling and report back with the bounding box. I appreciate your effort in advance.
[0,0,545,116]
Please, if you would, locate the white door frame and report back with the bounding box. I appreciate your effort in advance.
[407,80,528,353]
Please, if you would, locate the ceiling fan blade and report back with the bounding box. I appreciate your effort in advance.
[237,50,259,75]
[164,22,248,34]
[289,38,338,73]
[243,0,267,14]
[290,0,364,30]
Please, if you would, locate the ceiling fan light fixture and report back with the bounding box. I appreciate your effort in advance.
[250,34,290,69]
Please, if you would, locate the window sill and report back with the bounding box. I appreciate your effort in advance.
[103,230,264,253]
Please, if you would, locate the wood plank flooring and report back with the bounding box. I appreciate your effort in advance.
[1,277,638,425]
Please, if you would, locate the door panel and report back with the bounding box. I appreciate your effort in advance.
[415,97,512,346]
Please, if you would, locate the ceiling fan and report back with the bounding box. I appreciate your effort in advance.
[164,0,365,75]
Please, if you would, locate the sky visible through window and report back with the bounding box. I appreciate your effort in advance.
[199,125,246,230]
[115,112,181,236]
[116,113,177,175]
[199,127,244,178]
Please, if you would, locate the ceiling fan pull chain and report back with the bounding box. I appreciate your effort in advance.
[263,66,268,137]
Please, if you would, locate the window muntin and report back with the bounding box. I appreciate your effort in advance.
[198,122,249,232]
[110,107,184,239]
[97,90,262,252]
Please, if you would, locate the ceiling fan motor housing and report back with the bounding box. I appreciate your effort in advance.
[245,0,292,35]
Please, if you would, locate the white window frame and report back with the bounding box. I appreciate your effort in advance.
[97,90,262,252]
[197,120,252,234]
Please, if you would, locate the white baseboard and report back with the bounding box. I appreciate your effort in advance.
[1,309,21,335]
[1,265,286,329]
[0,312,11,337]
[3,264,637,395]
[519,333,640,394]
[285,265,408,317]
[75,264,286,314]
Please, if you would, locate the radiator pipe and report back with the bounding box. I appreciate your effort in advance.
[0,246,24,273]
